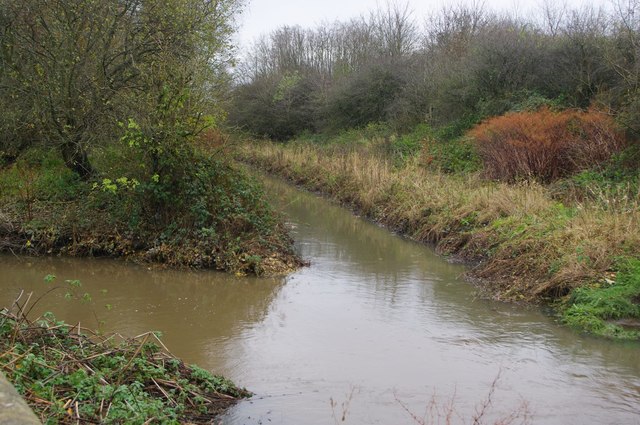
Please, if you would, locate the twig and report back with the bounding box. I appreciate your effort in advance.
[23,286,61,319]
[151,377,177,406]
[473,371,502,425]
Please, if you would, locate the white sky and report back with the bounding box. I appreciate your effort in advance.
[235,0,612,49]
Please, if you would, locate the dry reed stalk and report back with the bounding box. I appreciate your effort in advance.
[238,140,639,301]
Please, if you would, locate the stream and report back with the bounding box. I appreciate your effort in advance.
[1,175,639,424]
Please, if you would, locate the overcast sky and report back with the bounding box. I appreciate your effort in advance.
[235,0,612,49]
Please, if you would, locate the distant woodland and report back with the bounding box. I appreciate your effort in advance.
[229,1,640,142]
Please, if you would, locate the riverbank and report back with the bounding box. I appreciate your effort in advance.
[0,298,250,424]
[236,138,640,339]
[0,147,302,276]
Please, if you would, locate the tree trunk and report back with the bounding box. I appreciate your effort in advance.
[61,140,94,180]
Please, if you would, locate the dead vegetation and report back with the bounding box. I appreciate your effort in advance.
[0,291,250,424]
[237,141,640,303]
[470,109,626,183]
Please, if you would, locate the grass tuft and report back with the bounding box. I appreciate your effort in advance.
[561,259,640,339]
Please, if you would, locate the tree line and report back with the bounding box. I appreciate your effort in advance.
[228,1,640,141]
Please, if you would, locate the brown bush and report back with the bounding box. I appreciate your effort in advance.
[469,108,626,182]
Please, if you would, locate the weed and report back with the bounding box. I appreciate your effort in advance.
[561,259,640,339]
[0,291,250,424]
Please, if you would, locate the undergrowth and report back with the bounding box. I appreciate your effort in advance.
[0,292,250,424]
[0,144,301,275]
[561,259,640,339]
[293,123,481,173]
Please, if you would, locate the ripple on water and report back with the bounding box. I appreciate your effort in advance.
[1,175,639,424]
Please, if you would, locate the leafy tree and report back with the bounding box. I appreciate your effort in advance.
[325,64,402,130]
[0,0,240,177]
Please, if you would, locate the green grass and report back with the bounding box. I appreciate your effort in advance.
[423,137,481,174]
[0,150,84,203]
[552,144,640,207]
[562,259,640,339]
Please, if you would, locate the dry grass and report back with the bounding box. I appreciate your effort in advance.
[237,141,640,302]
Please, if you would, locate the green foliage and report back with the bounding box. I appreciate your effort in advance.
[0,0,240,178]
[423,137,481,174]
[0,0,289,275]
[508,92,567,113]
[384,124,430,164]
[0,309,250,424]
[90,144,290,272]
[0,139,299,274]
[562,259,640,339]
[327,123,394,147]
[0,149,83,203]
[432,115,481,142]
[553,144,640,206]
[598,145,640,182]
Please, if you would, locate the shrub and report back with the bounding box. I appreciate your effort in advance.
[324,66,402,131]
[433,114,481,142]
[422,138,481,174]
[469,108,626,182]
[562,258,640,339]
[373,123,428,165]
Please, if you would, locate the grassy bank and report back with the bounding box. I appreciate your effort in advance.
[235,135,640,339]
[0,299,249,424]
[0,146,302,276]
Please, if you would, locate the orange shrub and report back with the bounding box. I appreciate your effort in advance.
[469,108,626,182]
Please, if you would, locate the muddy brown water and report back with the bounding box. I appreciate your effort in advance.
[1,176,639,424]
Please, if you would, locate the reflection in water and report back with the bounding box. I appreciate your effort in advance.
[0,257,284,374]
[1,174,639,425]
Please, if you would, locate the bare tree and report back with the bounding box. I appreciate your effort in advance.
[539,0,568,36]
[371,1,419,57]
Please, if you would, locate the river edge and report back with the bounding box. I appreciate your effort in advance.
[0,154,305,277]
[0,303,251,424]
[243,157,501,295]
[236,141,640,340]
[0,220,302,277]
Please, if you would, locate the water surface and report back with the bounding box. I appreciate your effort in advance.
[1,176,638,424]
